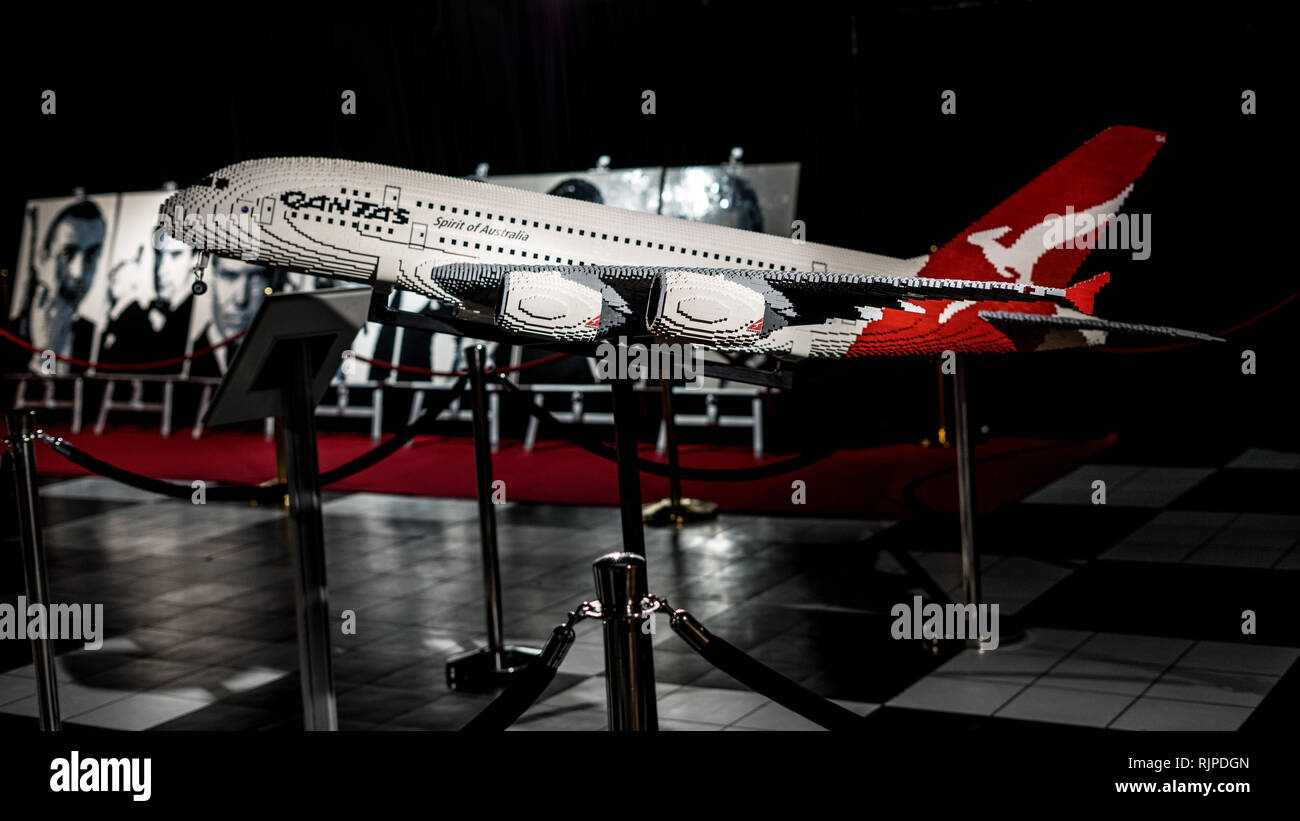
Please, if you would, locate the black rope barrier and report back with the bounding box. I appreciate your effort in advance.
[494,377,838,482]
[457,594,868,731]
[41,434,284,503]
[460,620,578,732]
[668,606,866,731]
[33,372,835,495]
[319,375,467,485]
[35,377,469,502]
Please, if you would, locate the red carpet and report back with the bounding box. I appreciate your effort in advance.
[32,425,1116,518]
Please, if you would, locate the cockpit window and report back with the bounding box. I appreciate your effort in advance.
[200,175,230,189]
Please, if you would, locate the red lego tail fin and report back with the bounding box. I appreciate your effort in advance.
[918,126,1165,289]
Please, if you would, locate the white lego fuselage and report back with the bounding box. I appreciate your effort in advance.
[161,157,926,356]
[157,130,1215,359]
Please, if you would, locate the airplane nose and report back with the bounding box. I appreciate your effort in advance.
[160,194,178,228]
[159,187,199,247]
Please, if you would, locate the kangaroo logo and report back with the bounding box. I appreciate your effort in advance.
[965,186,1133,285]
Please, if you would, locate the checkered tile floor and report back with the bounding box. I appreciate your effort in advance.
[891,629,1295,729]
[1,444,1296,731]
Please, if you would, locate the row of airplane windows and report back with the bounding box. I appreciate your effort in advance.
[439,234,580,264]
[288,209,584,263]
[335,186,793,272]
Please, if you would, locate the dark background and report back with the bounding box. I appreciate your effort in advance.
[1,0,1292,454]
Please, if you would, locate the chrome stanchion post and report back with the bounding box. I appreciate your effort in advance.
[446,344,540,692]
[593,552,657,731]
[4,410,62,731]
[598,367,658,727]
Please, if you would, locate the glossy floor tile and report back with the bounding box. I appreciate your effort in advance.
[2,457,1296,732]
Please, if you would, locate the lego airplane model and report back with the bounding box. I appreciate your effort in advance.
[160,125,1219,360]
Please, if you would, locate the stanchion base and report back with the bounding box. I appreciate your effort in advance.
[446,645,542,693]
[642,497,719,527]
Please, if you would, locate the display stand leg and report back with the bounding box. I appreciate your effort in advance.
[446,345,540,692]
[935,357,950,447]
[609,376,648,554]
[281,340,338,731]
[4,410,62,731]
[642,378,717,527]
[950,357,1020,649]
[952,357,980,614]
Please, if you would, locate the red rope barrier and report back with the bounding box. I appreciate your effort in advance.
[0,326,247,371]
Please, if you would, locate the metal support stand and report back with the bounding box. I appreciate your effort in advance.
[593,552,657,731]
[950,357,1022,650]
[609,376,649,556]
[260,417,290,509]
[198,288,370,726]
[446,345,540,692]
[4,410,62,730]
[281,340,338,731]
[935,357,950,447]
[643,378,718,527]
[952,357,980,613]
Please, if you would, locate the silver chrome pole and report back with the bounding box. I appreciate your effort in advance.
[445,345,542,690]
[952,356,981,610]
[467,344,506,662]
[642,378,718,527]
[4,410,62,731]
[592,552,657,731]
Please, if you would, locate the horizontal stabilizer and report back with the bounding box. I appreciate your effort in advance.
[978,310,1223,343]
[1064,271,1110,315]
